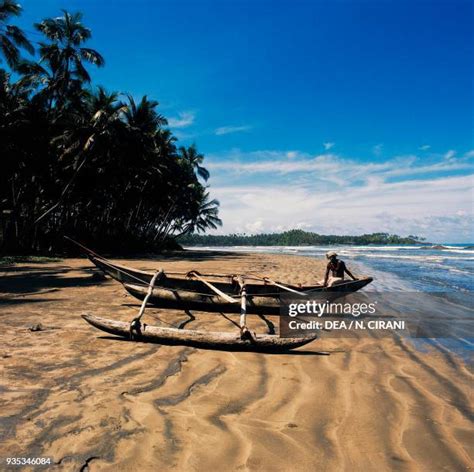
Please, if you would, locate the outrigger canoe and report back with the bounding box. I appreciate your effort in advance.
[67,237,373,315]
[68,238,372,351]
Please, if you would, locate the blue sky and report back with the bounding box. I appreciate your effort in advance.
[18,0,473,242]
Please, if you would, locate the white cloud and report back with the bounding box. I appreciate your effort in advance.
[419,144,431,151]
[207,151,471,182]
[444,149,456,161]
[214,125,252,136]
[210,174,474,242]
[205,149,474,242]
[208,152,342,175]
[167,111,195,128]
[244,219,264,233]
[323,142,335,150]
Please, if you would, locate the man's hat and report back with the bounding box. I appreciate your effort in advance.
[326,251,337,259]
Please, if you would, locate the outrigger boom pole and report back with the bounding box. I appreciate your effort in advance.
[130,269,162,338]
[233,276,254,341]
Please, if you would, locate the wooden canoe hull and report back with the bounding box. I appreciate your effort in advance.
[87,255,152,286]
[70,239,373,313]
[122,277,373,315]
[82,314,317,352]
[87,253,372,296]
[124,282,280,314]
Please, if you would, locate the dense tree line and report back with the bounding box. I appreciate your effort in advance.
[180,230,426,246]
[0,2,221,253]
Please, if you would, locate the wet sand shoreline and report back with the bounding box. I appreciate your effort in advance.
[1,251,472,471]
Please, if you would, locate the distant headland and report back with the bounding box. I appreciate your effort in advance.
[179,230,429,246]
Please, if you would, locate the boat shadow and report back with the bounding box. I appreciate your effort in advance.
[95,335,329,355]
[0,297,67,308]
[0,265,107,296]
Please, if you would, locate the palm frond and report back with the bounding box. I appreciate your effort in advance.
[0,0,22,20]
[73,57,91,82]
[35,18,65,41]
[0,34,19,67]
[6,24,34,54]
[80,47,104,67]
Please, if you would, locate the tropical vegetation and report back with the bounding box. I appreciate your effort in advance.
[0,3,221,253]
[180,230,426,246]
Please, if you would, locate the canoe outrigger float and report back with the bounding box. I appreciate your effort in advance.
[67,237,373,351]
[81,314,317,352]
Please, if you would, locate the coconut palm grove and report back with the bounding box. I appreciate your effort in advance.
[0,1,221,253]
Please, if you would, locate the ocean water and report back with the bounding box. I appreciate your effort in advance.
[186,244,474,292]
[185,244,473,358]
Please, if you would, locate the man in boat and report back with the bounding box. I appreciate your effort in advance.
[321,251,357,287]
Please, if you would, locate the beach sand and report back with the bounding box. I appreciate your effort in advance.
[1,251,472,471]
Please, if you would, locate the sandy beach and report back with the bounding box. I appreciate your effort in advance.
[1,251,472,471]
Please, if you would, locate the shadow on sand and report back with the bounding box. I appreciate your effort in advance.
[0,250,244,305]
[0,297,67,308]
[0,265,106,296]
[92,249,244,263]
[93,334,328,355]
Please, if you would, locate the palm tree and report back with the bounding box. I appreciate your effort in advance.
[55,86,127,162]
[179,144,210,181]
[123,95,167,143]
[33,86,127,224]
[0,68,47,250]
[33,10,104,107]
[122,94,169,183]
[169,190,222,240]
[192,191,222,233]
[1,6,221,253]
[0,0,34,69]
